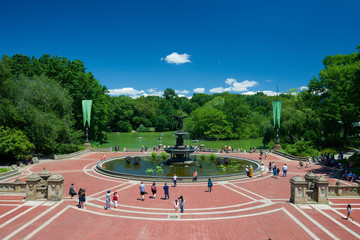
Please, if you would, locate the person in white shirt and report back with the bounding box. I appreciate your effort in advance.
[282,164,288,177]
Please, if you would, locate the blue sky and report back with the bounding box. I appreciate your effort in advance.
[1,0,359,98]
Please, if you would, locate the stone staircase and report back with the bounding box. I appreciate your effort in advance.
[273,150,306,161]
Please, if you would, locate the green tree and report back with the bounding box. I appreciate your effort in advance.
[308,51,360,144]
[0,126,35,163]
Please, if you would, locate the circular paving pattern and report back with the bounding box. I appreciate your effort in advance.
[1,151,360,240]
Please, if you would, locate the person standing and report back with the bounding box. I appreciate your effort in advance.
[245,166,249,177]
[282,164,288,177]
[260,164,265,177]
[249,165,253,177]
[265,151,268,159]
[77,188,83,208]
[174,199,179,212]
[208,178,213,192]
[163,182,169,200]
[173,174,178,187]
[346,204,354,221]
[69,183,77,199]
[80,189,86,209]
[151,182,157,199]
[104,190,111,209]
[139,182,146,201]
[112,191,118,208]
[272,162,277,177]
[268,162,272,173]
[192,170,198,182]
[179,195,185,213]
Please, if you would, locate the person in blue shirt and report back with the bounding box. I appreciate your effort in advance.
[163,182,169,200]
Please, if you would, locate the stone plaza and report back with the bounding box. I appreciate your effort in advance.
[0,151,360,240]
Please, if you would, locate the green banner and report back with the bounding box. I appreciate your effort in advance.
[82,100,92,127]
[272,101,282,128]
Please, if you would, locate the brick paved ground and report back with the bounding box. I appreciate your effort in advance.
[1,152,360,240]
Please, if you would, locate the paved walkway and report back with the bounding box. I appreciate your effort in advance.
[1,152,360,240]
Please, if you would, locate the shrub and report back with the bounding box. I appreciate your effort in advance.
[145,168,154,175]
[161,152,168,161]
[151,152,157,159]
[200,154,206,161]
[155,166,164,175]
[209,153,216,161]
[218,164,226,172]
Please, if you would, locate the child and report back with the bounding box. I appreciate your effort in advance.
[174,199,179,212]
[112,191,118,208]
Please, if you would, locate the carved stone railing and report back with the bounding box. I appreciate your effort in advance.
[328,181,360,197]
[0,179,27,193]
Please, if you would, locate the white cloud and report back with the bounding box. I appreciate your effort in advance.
[108,87,145,97]
[262,90,278,96]
[177,94,187,98]
[242,90,279,96]
[209,87,231,93]
[299,86,309,91]
[146,88,163,96]
[162,52,191,65]
[242,91,257,95]
[210,78,258,93]
[175,90,190,95]
[193,88,205,93]
[225,78,236,85]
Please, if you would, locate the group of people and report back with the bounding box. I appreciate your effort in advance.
[69,183,86,209]
[104,190,118,210]
[269,162,288,178]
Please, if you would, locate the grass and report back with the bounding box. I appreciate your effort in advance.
[0,168,11,174]
[99,132,267,151]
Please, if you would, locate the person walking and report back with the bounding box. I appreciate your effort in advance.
[265,151,268,159]
[208,178,213,192]
[173,174,178,187]
[282,164,288,177]
[139,182,146,201]
[104,190,111,209]
[272,162,277,177]
[69,183,77,199]
[276,167,280,177]
[163,182,169,200]
[192,170,198,182]
[346,204,354,221]
[151,182,157,199]
[112,191,118,208]
[179,195,185,213]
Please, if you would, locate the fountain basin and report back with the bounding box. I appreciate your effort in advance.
[95,154,261,182]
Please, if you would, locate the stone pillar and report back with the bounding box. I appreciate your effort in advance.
[290,175,308,204]
[314,176,329,203]
[335,180,342,196]
[200,144,205,151]
[14,178,22,193]
[26,173,42,200]
[47,173,64,201]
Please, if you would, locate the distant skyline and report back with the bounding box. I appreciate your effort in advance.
[1,0,359,98]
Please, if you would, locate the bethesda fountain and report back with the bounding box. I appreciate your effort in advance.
[164,115,194,164]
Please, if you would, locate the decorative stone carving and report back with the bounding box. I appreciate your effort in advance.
[304,171,318,189]
[26,173,42,200]
[335,180,342,196]
[39,168,52,181]
[47,173,64,201]
[290,175,307,204]
[314,175,329,204]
